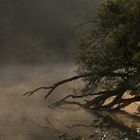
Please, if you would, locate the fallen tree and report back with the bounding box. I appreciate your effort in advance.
[24,0,140,111]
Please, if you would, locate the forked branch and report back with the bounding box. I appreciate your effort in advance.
[23,74,90,98]
[23,71,128,98]
[23,72,135,111]
[49,90,117,108]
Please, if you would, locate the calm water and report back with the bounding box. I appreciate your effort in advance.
[0,64,94,140]
[0,64,139,140]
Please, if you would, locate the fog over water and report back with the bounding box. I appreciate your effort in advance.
[0,64,139,140]
[0,64,97,139]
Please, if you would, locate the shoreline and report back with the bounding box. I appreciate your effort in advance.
[91,109,140,139]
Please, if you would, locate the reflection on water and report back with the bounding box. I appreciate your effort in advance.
[0,64,139,140]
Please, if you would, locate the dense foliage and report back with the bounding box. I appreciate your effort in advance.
[73,0,140,110]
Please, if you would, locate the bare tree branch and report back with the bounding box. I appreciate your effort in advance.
[114,96,140,110]
[23,71,128,98]
[23,74,90,98]
[51,100,84,109]
[49,90,116,108]
[23,86,54,96]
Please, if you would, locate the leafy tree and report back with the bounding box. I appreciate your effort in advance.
[25,0,140,111]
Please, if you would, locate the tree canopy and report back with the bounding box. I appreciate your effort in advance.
[25,0,140,111]
[74,0,140,110]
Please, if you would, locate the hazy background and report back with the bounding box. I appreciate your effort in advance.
[0,64,96,140]
[0,0,100,139]
[0,0,99,64]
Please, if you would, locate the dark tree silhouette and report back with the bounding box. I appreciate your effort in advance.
[25,0,140,111]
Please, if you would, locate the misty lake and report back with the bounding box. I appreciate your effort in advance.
[0,64,139,140]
